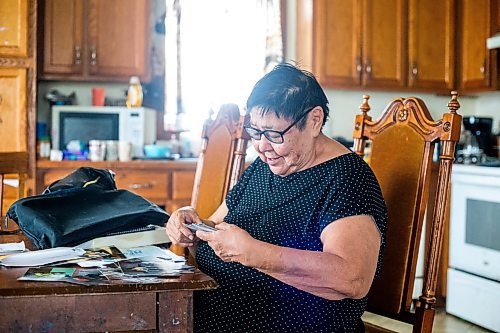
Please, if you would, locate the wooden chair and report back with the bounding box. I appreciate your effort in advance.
[352,92,462,333]
[170,104,250,255]
[0,152,29,232]
[190,103,250,219]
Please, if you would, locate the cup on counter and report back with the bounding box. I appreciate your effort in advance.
[89,140,106,161]
[105,140,119,161]
[92,88,106,106]
[118,141,132,162]
[49,149,63,162]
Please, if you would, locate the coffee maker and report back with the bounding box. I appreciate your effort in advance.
[462,117,496,157]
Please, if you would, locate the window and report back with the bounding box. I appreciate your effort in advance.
[164,0,283,137]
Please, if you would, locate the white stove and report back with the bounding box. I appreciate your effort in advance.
[446,165,500,332]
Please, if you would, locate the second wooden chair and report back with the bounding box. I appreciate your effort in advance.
[171,104,250,255]
[0,152,29,233]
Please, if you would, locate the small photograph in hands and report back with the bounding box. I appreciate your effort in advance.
[185,223,217,233]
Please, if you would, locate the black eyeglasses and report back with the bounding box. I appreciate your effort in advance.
[244,107,314,144]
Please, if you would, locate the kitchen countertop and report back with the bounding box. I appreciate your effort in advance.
[452,163,500,187]
[36,158,198,169]
[452,163,500,176]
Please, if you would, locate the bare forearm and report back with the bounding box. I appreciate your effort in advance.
[247,240,365,300]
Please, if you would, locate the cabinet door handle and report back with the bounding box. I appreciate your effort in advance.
[480,58,486,77]
[74,45,81,65]
[356,57,362,73]
[0,95,2,105]
[129,183,153,189]
[365,60,372,78]
[356,57,362,82]
[411,62,418,77]
[90,46,97,66]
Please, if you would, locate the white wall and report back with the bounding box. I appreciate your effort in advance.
[37,81,128,125]
[286,0,500,139]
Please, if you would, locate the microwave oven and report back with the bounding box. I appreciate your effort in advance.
[51,106,156,158]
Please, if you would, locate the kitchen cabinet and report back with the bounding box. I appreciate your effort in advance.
[0,0,28,57]
[36,160,197,213]
[40,0,150,82]
[458,0,499,92]
[0,0,36,196]
[0,68,27,152]
[310,0,406,89]
[297,0,454,93]
[407,0,455,91]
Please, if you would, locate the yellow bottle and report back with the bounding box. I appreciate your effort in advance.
[126,76,143,107]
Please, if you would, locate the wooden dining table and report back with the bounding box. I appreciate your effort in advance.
[0,234,217,332]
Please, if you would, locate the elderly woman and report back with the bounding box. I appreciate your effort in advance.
[166,63,387,333]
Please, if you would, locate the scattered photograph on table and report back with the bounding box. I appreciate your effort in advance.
[18,267,76,282]
[70,269,111,285]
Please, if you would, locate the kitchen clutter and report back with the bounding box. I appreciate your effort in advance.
[44,89,77,106]
[456,117,498,165]
[37,80,199,162]
[57,140,130,162]
[44,136,197,162]
[144,145,171,158]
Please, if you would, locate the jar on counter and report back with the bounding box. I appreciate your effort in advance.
[126,76,143,107]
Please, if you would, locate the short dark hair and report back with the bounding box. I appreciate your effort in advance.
[246,63,330,130]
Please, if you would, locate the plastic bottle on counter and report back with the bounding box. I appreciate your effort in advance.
[37,136,51,160]
[126,76,143,107]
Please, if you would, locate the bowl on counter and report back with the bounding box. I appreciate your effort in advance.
[143,145,171,158]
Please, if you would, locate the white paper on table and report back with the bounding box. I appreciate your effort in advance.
[77,259,118,268]
[119,245,186,262]
[0,247,85,267]
[0,241,26,254]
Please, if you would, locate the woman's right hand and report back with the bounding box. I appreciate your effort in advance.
[166,206,202,247]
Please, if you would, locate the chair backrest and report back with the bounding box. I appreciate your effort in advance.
[190,103,250,219]
[352,92,462,333]
[0,152,29,229]
[170,104,250,256]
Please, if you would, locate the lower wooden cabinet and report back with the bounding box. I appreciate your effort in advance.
[36,160,197,213]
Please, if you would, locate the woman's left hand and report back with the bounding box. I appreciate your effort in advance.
[196,222,255,265]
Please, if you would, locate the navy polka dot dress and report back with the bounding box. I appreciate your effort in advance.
[194,152,387,333]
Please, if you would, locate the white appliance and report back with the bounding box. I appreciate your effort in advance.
[52,106,156,158]
[487,33,500,49]
[447,164,500,332]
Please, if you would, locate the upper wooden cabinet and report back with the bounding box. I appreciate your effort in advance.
[0,68,27,152]
[0,0,28,57]
[362,0,407,89]
[312,0,362,87]
[42,0,84,76]
[40,0,150,82]
[407,0,455,91]
[297,0,455,93]
[311,0,406,89]
[458,0,498,92]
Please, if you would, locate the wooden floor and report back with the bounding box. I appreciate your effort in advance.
[362,307,494,333]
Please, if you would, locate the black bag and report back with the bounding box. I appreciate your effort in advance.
[6,167,169,249]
